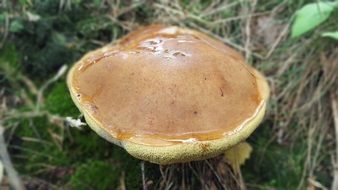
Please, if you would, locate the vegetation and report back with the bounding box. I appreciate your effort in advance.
[0,0,337,189]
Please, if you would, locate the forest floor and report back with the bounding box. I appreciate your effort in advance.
[0,0,337,189]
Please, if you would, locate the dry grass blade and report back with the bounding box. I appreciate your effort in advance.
[201,1,239,17]
[264,18,291,59]
[118,171,126,190]
[0,126,25,190]
[205,160,228,190]
[243,0,257,61]
[0,160,3,185]
[154,156,241,190]
[0,12,9,48]
[331,90,338,190]
[141,161,147,190]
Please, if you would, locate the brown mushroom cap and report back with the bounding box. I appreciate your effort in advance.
[67,25,269,164]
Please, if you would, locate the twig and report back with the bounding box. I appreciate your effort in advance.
[0,126,25,190]
[140,161,147,190]
[118,171,126,190]
[331,91,338,190]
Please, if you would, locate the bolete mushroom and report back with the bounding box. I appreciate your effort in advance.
[67,25,269,165]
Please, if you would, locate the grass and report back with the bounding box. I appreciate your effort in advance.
[0,0,337,189]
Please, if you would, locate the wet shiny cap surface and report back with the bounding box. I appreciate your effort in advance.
[69,25,265,146]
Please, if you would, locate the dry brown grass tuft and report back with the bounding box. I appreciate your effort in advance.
[149,156,242,190]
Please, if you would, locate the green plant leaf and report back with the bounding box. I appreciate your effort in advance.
[0,13,5,22]
[322,31,338,40]
[94,0,102,6]
[291,2,336,38]
[51,32,67,46]
[9,20,24,33]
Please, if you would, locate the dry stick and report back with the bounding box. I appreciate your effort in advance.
[140,161,147,190]
[331,91,338,190]
[0,126,25,190]
[237,168,246,190]
[119,171,126,190]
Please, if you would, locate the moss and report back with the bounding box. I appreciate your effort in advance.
[0,44,20,68]
[0,44,21,87]
[63,123,141,189]
[64,128,113,161]
[45,81,79,117]
[76,16,113,39]
[70,160,120,190]
[243,122,306,189]
[12,113,142,189]
[14,117,51,139]
[12,117,72,174]
[114,148,141,189]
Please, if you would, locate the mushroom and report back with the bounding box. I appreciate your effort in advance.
[67,25,269,165]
